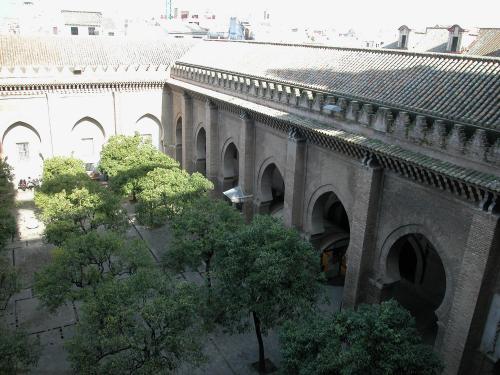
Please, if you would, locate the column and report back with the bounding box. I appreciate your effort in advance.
[205,99,220,193]
[283,128,306,229]
[161,86,174,158]
[238,110,255,221]
[342,155,383,309]
[181,93,194,173]
[441,207,499,375]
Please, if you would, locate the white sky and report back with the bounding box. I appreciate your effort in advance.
[1,0,499,32]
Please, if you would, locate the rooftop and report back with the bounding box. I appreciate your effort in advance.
[178,40,500,129]
[61,10,102,27]
[0,35,197,68]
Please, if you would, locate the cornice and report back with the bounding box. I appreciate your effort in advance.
[170,78,500,213]
[170,62,500,169]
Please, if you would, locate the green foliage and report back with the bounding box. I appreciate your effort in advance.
[39,157,88,194]
[0,159,16,251]
[41,156,86,181]
[0,159,18,308]
[0,159,15,208]
[0,257,19,308]
[0,209,16,252]
[35,231,153,311]
[214,215,320,371]
[215,215,320,332]
[35,184,127,245]
[0,324,41,375]
[66,270,205,375]
[136,168,213,227]
[164,196,243,288]
[279,300,444,375]
[99,135,179,198]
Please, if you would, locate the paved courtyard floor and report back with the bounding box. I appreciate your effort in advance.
[1,190,343,374]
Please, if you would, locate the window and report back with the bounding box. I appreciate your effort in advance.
[16,142,29,161]
[71,26,78,35]
[52,26,58,35]
[88,27,96,35]
[81,138,94,158]
[141,134,153,143]
[85,163,94,172]
[401,34,407,48]
[451,36,459,52]
[108,32,114,36]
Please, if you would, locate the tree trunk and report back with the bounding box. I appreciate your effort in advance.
[205,257,212,288]
[252,311,266,373]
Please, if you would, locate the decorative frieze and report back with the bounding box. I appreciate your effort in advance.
[171,62,500,170]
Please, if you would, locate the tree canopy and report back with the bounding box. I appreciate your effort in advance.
[136,168,213,227]
[99,135,179,199]
[164,196,243,288]
[66,270,205,375]
[0,159,40,373]
[34,231,153,311]
[0,325,41,375]
[279,300,443,375]
[39,156,89,194]
[214,215,320,372]
[35,183,127,245]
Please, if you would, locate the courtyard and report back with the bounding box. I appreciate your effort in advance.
[1,189,343,374]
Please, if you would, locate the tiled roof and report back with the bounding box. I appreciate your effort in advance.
[169,77,500,194]
[466,28,500,57]
[0,35,197,68]
[178,41,500,129]
[61,10,102,27]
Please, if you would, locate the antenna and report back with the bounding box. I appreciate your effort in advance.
[166,0,173,19]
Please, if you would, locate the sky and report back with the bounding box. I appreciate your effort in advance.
[1,0,499,32]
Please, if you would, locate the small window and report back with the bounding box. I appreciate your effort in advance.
[401,34,407,48]
[451,36,459,52]
[141,134,153,143]
[81,138,94,158]
[71,26,78,35]
[88,27,95,35]
[52,26,58,35]
[85,163,94,172]
[108,31,114,36]
[16,142,29,161]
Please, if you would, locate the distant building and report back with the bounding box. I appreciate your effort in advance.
[61,10,102,36]
[385,24,500,56]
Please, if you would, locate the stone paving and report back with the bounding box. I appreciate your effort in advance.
[1,191,343,374]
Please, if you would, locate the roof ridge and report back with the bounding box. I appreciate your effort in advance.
[204,39,500,63]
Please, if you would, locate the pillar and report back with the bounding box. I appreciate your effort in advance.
[283,128,306,229]
[181,93,194,172]
[161,85,174,158]
[342,155,383,309]
[238,110,255,220]
[441,207,499,375]
[205,99,220,193]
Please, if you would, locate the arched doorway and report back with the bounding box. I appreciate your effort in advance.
[195,127,206,176]
[2,122,43,182]
[385,234,446,345]
[222,142,239,191]
[310,191,350,287]
[71,117,105,172]
[175,117,183,168]
[259,163,285,218]
[136,114,161,149]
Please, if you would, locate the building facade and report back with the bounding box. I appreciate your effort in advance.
[1,36,499,374]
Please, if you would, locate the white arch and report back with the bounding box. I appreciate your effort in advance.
[136,114,162,149]
[71,117,105,170]
[2,122,43,181]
